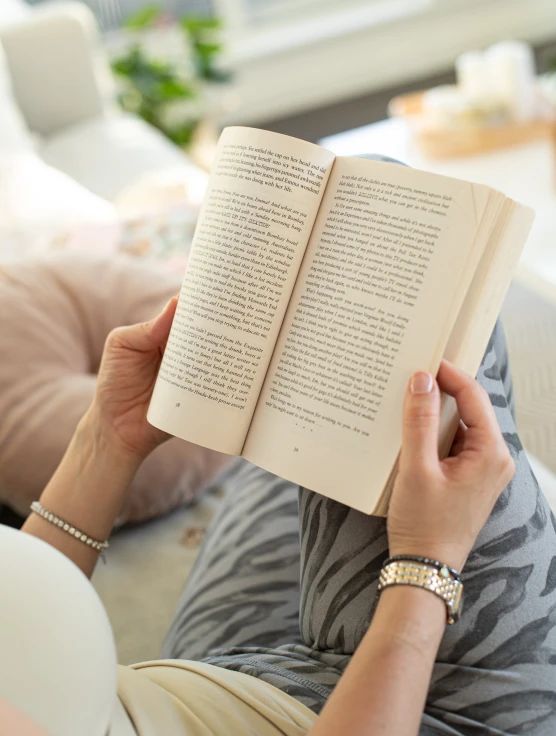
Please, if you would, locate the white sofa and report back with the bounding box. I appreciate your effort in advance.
[0,0,204,253]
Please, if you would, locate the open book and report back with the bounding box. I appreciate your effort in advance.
[147,126,534,515]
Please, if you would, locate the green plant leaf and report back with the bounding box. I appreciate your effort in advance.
[195,42,222,58]
[148,57,173,75]
[180,16,221,33]
[158,78,197,100]
[170,120,200,147]
[125,4,161,31]
[111,45,144,76]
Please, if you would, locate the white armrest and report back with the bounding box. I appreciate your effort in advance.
[0,2,116,137]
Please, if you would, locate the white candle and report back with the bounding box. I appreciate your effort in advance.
[422,86,467,129]
[455,51,491,104]
[485,41,537,121]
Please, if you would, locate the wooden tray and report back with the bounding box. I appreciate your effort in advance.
[389,90,556,158]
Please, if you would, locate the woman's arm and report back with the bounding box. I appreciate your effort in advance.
[21,414,141,577]
[310,363,515,736]
[0,696,50,736]
[22,298,178,577]
[310,586,445,736]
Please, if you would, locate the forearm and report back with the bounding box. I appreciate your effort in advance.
[22,409,141,577]
[310,586,446,736]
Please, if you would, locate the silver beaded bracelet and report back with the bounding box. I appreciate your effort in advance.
[30,501,109,558]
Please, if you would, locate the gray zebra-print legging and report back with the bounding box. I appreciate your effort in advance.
[161,326,556,733]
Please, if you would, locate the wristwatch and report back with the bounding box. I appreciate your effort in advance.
[378,558,464,624]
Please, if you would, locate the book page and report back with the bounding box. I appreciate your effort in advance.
[148,127,336,454]
[437,200,534,460]
[244,156,491,513]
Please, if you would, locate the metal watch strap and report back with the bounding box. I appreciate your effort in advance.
[378,559,463,624]
[383,554,462,582]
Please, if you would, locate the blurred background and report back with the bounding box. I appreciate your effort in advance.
[1,0,556,665]
[22,0,556,139]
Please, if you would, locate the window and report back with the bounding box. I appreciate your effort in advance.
[210,0,435,63]
[28,0,214,30]
[244,0,344,26]
[210,0,437,48]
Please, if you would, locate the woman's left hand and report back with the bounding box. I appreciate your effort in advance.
[88,297,178,463]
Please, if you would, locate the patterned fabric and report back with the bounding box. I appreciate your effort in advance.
[161,461,346,710]
[162,320,556,734]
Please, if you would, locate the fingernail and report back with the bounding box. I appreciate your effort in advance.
[410,372,433,394]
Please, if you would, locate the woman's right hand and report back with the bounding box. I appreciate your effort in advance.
[387,360,515,572]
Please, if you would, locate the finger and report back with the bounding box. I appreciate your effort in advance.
[112,297,178,353]
[399,371,441,472]
[437,360,500,442]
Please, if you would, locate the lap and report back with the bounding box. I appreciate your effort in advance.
[299,323,556,733]
[161,461,302,660]
[162,322,556,731]
[428,331,556,734]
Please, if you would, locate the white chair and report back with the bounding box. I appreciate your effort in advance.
[0,0,201,203]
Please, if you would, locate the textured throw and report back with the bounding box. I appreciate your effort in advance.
[502,281,556,476]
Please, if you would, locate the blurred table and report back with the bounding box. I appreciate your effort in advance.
[320,119,556,304]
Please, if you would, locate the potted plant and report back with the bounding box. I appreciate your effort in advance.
[111,4,232,161]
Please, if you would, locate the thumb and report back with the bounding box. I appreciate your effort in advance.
[148,296,179,349]
[399,371,441,472]
[111,297,178,353]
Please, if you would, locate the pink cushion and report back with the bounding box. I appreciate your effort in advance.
[0,253,230,523]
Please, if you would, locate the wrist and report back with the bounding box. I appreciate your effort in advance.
[370,585,446,654]
[25,405,142,576]
[54,410,141,507]
[79,405,144,474]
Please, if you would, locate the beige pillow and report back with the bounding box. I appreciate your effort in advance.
[0,253,230,523]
